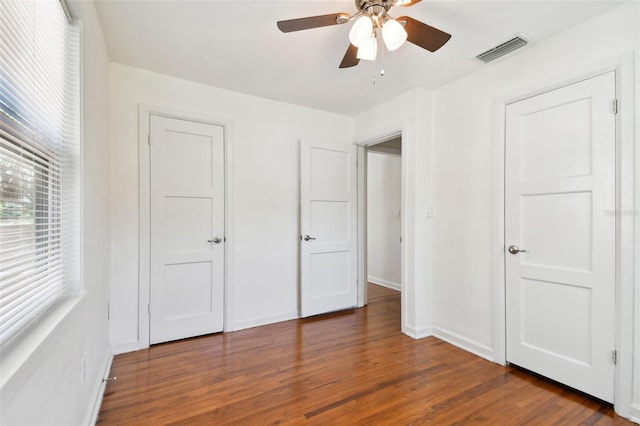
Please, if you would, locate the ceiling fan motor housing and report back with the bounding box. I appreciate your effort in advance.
[356,0,393,23]
[355,0,395,12]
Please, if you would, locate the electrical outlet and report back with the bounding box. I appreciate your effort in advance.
[81,354,86,384]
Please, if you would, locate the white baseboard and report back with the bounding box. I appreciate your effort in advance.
[113,311,300,350]
[432,326,495,362]
[84,350,113,426]
[629,403,640,423]
[368,276,401,292]
[230,310,298,332]
[403,324,433,340]
[111,339,141,355]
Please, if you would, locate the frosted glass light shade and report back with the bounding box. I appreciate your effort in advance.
[349,16,374,48]
[356,36,377,61]
[382,19,407,51]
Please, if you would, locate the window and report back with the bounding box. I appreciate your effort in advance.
[0,0,80,348]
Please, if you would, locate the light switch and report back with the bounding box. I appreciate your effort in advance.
[425,206,433,218]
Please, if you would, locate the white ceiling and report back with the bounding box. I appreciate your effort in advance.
[94,0,626,116]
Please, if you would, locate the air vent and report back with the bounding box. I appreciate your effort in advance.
[476,35,528,63]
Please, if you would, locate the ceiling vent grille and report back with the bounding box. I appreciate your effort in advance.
[476,35,528,63]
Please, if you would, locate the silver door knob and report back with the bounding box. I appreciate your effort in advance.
[508,245,527,254]
[302,235,316,241]
[208,237,222,244]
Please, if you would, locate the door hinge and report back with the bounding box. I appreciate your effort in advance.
[107,302,110,320]
[612,99,618,114]
[148,303,151,315]
[148,134,151,145]
[611,349,617,365]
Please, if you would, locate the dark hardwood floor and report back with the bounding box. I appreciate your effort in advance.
[98,284,635,425]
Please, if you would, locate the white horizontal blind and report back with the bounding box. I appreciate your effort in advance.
[0,0,79,347]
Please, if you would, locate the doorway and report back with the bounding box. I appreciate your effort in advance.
[364,137,402,320]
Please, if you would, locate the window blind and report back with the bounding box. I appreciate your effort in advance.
[0,0,79,347]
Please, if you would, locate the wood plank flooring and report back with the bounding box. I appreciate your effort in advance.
[98,284,635,425]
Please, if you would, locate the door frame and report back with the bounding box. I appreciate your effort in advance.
[491,53,635,416]
[355,130,407,331]
[138,104,234,350]
[365,141,402,292]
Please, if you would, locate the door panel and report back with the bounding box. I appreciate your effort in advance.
[150,115,225,344]
[505,72,616,402]
[520,191,592,270]
[300,140,357,317]
[164,197,213,253]
[519,98,593,180]
[163,262,213,319]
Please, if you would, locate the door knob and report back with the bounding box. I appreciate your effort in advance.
[208,237,222,244]
[302,235,316,241]
[508,245,527,254]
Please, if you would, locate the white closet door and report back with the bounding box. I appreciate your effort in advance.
[505,72,616,402]
[150,115,225,344]
[300,140,357,317]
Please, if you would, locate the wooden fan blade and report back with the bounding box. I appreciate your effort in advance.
[339,44,360,68]
[398,16,451,52]
[398,0,422,7]
[277,13,349,33]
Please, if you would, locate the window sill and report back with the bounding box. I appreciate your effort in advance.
[0,294,84,390]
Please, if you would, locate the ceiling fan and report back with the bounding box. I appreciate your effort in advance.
[277,0,452,69]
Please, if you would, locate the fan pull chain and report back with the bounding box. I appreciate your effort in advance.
[372,51,377,85]
[371,40,377,85]
[373,41,385,85]
[380,43,385,77]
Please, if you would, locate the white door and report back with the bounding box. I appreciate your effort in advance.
[505,72,616,402]
[300,140,358,317]
[149,115,225,344]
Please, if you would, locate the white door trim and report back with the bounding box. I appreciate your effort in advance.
[355,129,407,333]
[138,104,234,350]
[491,53,635,417]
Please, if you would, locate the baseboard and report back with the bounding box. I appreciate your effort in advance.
[111,339,141,355]
[403,324,433,340]
[432,326,495,362]
[230,310,298,332]
[84,350,113,426]
[629,403,640,423]
[368,277,401,292]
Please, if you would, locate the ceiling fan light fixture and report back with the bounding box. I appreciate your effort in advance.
[349,15,374,48]
[382,18,407,51]
[356,35,377,61]
[276,0,452,70]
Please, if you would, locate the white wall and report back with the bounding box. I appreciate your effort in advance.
[109,64,353,351]
[0,1,112,424]
[430,0,639,417]
[353,1,638,417]
[367,151,401,290]
[354,88,434,338]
